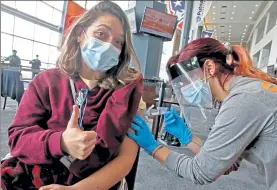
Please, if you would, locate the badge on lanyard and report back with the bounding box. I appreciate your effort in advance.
[60,83,89,169]
[76,88,89,130]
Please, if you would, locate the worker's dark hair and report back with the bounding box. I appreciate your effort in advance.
[12,50,17,53]
[167,38,277,85]
[36,55,39,57]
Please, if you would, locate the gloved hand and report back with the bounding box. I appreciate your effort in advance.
[164,107,192,145]
[127,114,159,155]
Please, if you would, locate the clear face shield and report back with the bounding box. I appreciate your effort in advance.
[167,57,214,129]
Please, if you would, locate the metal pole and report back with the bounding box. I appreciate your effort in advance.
[179,0,194,49]
[153,81,165,140]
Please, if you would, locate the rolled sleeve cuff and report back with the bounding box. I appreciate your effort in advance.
[165,151,181,171]
[48,131,64,157]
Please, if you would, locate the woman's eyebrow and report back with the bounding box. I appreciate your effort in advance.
[96,24,124,39]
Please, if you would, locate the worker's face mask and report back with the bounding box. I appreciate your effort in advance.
[181,80,213,108]
[80,31,120,72]
[180,68,213,108]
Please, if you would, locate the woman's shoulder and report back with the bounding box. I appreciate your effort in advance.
[31,68,69,90]
[116,72,143,90]
[34,68,66,82]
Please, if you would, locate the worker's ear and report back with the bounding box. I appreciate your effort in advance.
[203,59,216,77]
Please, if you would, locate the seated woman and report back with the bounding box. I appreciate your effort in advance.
[1,1,143,190]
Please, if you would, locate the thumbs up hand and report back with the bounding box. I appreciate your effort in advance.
[61,105,97,160]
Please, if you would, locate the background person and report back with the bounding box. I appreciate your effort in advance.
[128,38,277,190]
[29,55,41,79]
[4,49,21,68]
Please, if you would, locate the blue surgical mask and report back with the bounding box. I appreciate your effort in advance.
[81,36,120,72]
[181,79,213,108]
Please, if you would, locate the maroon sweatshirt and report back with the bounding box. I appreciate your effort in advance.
[1,68,143,189]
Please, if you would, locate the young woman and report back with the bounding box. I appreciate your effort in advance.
[128,38,277,190]
[1,1,143,190]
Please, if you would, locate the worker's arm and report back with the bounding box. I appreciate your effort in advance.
[72,136,138,190]
[158,94,272,184]
[129,93,273,185]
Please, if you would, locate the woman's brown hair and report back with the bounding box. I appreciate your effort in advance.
[57,1,141,89]
[168,38,277,85]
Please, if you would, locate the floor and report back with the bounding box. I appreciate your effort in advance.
[0,98,269,190]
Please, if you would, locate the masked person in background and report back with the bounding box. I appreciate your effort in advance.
[128,38,277,190]
[1,1,143,190]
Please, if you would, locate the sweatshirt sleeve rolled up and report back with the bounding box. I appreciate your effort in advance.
[69,74,143,178]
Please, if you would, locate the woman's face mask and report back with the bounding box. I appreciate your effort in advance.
[81,33,121,72]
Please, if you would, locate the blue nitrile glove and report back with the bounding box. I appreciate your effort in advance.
[164,107,192,145]
[127,114,159,155]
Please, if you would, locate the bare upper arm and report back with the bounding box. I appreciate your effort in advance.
[119,135,139,164]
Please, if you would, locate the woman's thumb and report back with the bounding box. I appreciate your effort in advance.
[68,105,79,127]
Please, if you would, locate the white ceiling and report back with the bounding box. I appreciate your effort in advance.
[205,1,267,45]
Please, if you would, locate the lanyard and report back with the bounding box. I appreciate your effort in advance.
[69,79,88,130]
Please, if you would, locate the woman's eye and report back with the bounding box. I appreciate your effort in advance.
[96,31,104,37]
[116,41,123,46]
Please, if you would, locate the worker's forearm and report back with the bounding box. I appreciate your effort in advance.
[153,146,172,165]
[186,135,202,154]
[153,135,201,165]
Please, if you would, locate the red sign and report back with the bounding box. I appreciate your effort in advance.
[140,7,177,39]
[63,1,86,35]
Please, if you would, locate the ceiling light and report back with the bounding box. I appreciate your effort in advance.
[229,33,231,35]
[231,17,233,19]
[229,25,232,28]
[243,32,245,35]
[233,5,236,8]
[252,11,255,14]
[213,12,216,14]
[213,6,215,8]
[213,25,216,28]
[244,29,247,31]
[249,17,252,19]
[245,25,248,27]
[213,18,215,20]
[232,12,235,14]
[255,4,258,7]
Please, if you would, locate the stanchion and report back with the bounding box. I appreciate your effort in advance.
[153,81,165,140]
